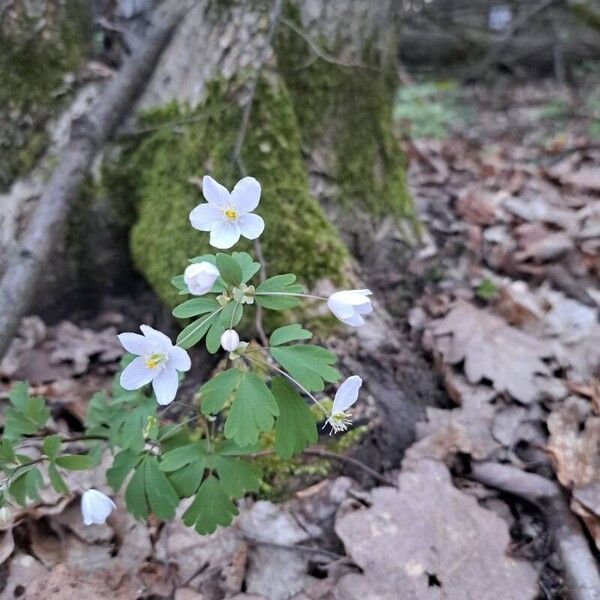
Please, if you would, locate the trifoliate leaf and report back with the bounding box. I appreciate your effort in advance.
[125,462,149,520]
[212,455,261,498]
[200,369,243,415]
[8,381,28,413]
[182,475,238,535]
[168,460,206,497]
[177,310,220,349]
[224,372,279,446]
[106,449,140,491]
[144,456,179,519]
[55,454,93,470]
[255,274,303,310]
[172,297,219,318]
[272,377,318,459]
[216,253,243,286]
[42,435,61,459]
[232,252,261,282]
[48,462,69,494]
[4,384,50,440]
[270,324,312,346]
[159,443,206,472]
[121,401,156,454]
[271,345,340,392]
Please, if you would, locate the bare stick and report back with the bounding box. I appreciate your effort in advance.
[470,462,600,600]
[0,0,188,360]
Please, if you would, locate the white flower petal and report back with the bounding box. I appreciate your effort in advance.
[332,375,362,413]
[140,325,173,347]
[210,220,241,249]
[342,313,365,327]
[152,365,179,405]
[120,356,154,390]
[220,329,240,352]
[184,262,220,295]
[327,295,355,320]
[190,203,222,231]
[117,332,149,356]
[170,346,191,371]
[81,489,115,526]
[203,175,231,207]
[238,213,265,240]
[231,177,261,214]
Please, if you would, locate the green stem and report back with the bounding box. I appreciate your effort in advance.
[254,291,327,301]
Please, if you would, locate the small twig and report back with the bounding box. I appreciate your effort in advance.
[242,532,343,561]
[279,16,379,72]
[469,462,600,600]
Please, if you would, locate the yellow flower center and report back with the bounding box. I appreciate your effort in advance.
[144,353,164,370]
[224,208,237,221]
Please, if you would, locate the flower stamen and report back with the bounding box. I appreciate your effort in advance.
[144,352,165,370]
[224,208,237,221]
[324,411,352,434]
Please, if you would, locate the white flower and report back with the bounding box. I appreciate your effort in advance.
[327,289,373,327]
[220,329,240,352]
[190,175,265,249]
[81,489,116,526]
[118,325,191,405]
[184,261,220,295]
[325,375,362,434]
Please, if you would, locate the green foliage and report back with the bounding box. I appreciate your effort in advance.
[272,378,318,459]
[4,382,50,440]
[271,345,340,392]
[475,279,498,301]
[270,324,312,346]
[255,275,303,310]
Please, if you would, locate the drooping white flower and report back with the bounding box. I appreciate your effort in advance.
[190,175,265,249]
[81,489,116,526]
[220,329,240,352]
[327,289,373,327]
[118,325,191,405]
[184,261,220,295]
[325,375,362,434]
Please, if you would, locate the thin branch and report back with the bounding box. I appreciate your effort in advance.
[241,532,343,561]
[469,462,600,600]
[279,16,380,72]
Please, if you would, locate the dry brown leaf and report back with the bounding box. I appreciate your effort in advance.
[547,396,600,488]
[432,300,552,403]
[0,528,14,565]
[559,166,600,192]
[334,460,538,600]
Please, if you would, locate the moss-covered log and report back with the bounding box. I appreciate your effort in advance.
[109,0,415,309]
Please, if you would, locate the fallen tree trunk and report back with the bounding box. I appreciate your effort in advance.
[0,1,187,359]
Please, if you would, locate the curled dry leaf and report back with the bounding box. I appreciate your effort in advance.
[431,300,552,403]
[334,459,538,600]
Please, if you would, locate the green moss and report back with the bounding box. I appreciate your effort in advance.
[108,76,348,309]
[274,7,415,224]
[0,0,90,188]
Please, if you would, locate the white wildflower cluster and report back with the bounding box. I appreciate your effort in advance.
[81,175,373,526]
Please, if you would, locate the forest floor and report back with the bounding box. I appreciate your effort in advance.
[0,76,599,600]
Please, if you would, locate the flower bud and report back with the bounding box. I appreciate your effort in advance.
[81,489,116,526]
[220,329,240,352]
[184,262,220,296]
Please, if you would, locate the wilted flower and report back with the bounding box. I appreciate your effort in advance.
[118,325,191,405]
[220,329,240,352]
[81,489,115,526]
[190,175,265,249]
[325,375,362,434]
[184,261,220,295]
[327,289,373,327]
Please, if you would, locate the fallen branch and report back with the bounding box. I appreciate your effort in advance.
[470,462,600,600]
[0,0,189,360]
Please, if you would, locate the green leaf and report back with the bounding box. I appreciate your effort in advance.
[171,274,187,291]
[48,462,69,494]
[145,457,179,520]
[182,475,238,535]
[220,300,243,328]
[125,462,149,520]
[216,253,243,286]
[176,310,220,349]
[205,319,226,354]
[270,324,312,346]
[224,372,279,447]
[212,455,261,498]
[4,385,50,440]
[271,345,340,392]
[159,443,206,472]
[9,472,28,506]
[200,369,243,415]
[106,449,140,491]
[172,297,219,318]
[0,439,16,463]
[215,438,263,456]
[42,435,62,459]
[55,454,93,470]
[232,252,260,282]
[255,274,303,310]
[189,254,216,265]
[168,461,206,497]
[9,381,29,413]
[272,377,318,459]
[25,468,44,502]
